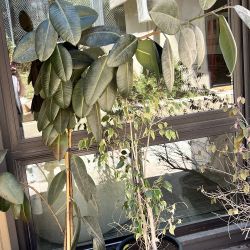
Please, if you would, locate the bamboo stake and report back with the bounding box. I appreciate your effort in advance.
[65,129,73,250]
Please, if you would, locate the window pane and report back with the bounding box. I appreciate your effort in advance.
[0,0,126,139]
[25,133,232,248]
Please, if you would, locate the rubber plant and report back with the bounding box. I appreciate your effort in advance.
[0,0,248,249]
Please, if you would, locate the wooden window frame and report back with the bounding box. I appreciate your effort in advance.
[0,1,249,248]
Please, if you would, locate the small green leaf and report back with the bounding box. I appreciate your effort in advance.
[83,56,114,106]
[107,34,138,67]
[37,100,50,132]
[76,5,98,31]
[71,155,96,202]
[178,27,197,68]
[42,124,59,146]
[54,81,73,109]
[50,132,68,161]
[48,170,66,205]
[199,0,217,10]
[234,5,250,29]
[116,60,133,97]
[162,37,175,92]
[86,104,102,143]
[46,99,60,122]
[163,181,173,193]
[35,19,58,61]
[79,26,121,47]
[51,45,73,81]
[136,39,160,77]
[13,31,38,63]
[98,79,117,112]
[71,202,82,250]
[54,109,70,134]
[49,0,81,45]
[67,111,76,130]
[219,15,237,74]
[0,172,24,204]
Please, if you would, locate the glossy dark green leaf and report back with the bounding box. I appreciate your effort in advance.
[71,155,96,202]
[162,37,174,92]
[0,172,24,204]
[0,150,7,164]
[71,68,86,84]
[41,61,61,98]
[234,5,250,29]
[69,49,93,69]
[76,5,98,31]
[19,10,33,32]
[86,104,102,143]
[83,56,114,106]
[193,26,205,68]
[82,216,105,250]
[46,99,60,122]
[72,78,92,118]
[42,124,59,146]
[35,19,58,61]
[54,80,73,109]
[136,39,160,76]
[0,197,10,212]
[107,34,138,67]
[48,170,66,205]
[71,202,81,250]
[178,27,197,68]
[13,31,38,63]
[98,79,117,112]
[51,45,73,81]
[54,109,70,133]
[149,0,180,35]
[50,132,68,161]
[219,15,237,74]
[37,100,50,132]
[79,26,121,47]
[199,0,217,10]
[116,60,133,97]
[49,0,81,45]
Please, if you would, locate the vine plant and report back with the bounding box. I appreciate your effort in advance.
[0,0,249,250]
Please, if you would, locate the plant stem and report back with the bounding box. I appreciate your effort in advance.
[139,31,161,40]
[65,129,73,250]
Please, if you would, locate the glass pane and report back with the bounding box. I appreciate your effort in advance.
[25,134,232,249]
[0,0,126,139]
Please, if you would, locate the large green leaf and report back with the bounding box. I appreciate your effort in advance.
[178,27,197,68]
[41,61,61,98]
[199,0,217,10]
[69,49,93,69]
[0,172,24,204]
[0,150,7,164]
[136,39,160,76]
[46,99,60,122]
[67,111,76,130]
[51,45,73,81]
[54,109,70,133]
[116,60,133,97]
[107,34,138,67]
[83,56,114,106]
[72,78,92,118]
[86,104,102,143]
[149,0,180,35]
[79,26,121,47]
[49,0,81,45]
[219,15,237,74]
[48,170,66,205]
[71,202,81,250]
[54,80,73,109]
[42,124,59,146]
[37,100,50,132]
[76,5,98,31]
[35,19,58,61]
[71,155,96,202]
[162,37,175,92]
[50,132,68,161]
[13,31,38,63]
[193,26,205,68]
[82,216,105,250]
[234,5,250,29]
[0,197,10,212]
[98,79,117,112]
